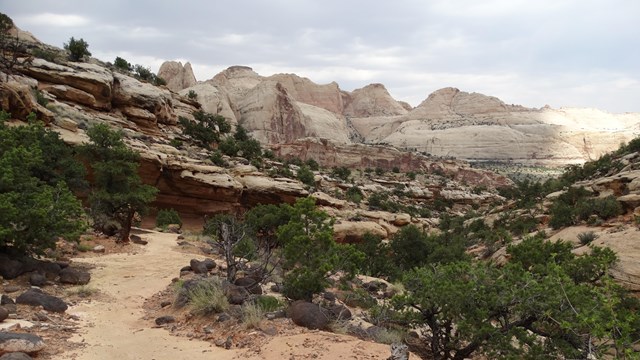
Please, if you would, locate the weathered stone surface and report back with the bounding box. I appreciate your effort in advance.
[0,352,33,359]
[154,315,176,326]
[112,73,177,127]
[16,289,67,313]
[0,82,54,124]
[234,277,262,295]
[0,332,45,354]
[344,83,409,117]
[28,273,47,287]
[157,61,197,92]
[0,307,8,322]
[334,221,388,243]
[288,301,329,330]
[189,259,208,274]
[223,284,249,305]
[59,267,90,285]
[20,59,113,110]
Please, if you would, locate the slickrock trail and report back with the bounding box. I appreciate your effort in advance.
[59,231,236,360]
[59,230,402,360]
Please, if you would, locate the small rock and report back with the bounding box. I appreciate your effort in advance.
[0,332,45,354]
[3,286,20,294]
[270,283,284,293]
[0,352,33,360]
[0,306,8,322]
[166,224,182,233]
[323,291,336,302]
[1,295,15,306]
[260,324,278,336]
[216,313,231,322]
[155,316,175,325]
[177,234,185,240]
[59,267,91,285]
[131,235,148,245]
[234,277,262,295]
[29,273,47,287]
[160,301,172,308]
[16,288,68,313]
[265,309,286,320]
[202,258,216,270]
[224,284,249,305]
[92,245,106,253]
[189,259,208,274]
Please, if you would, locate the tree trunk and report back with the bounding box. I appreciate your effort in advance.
[119,210,134,243]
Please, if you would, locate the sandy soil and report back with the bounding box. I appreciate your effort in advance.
[58,230,404,360]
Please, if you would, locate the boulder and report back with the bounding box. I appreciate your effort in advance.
[16,289,67,313]
[327,304,352,321]
[0,255,24,280]
[189,259,208,274]
[0,352,33,360]
[333,221,388,243]
[202,258,216,270]
[288,301,329,330]
[157,61,197,92]
[59,267,91,285]
[0,307,8,322]
[234,277,262,295]
[223,284,249,305]
[154,316,176,326]
[28,273,47,287]
[0,332,45,354]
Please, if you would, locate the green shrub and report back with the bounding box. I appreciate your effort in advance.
[255,295,283,312]
[178,111,231,149]
[578,231,599,245]
[33,88,48,107]
[406,171,416,180]
[133,64,154,81]
[64,37,91,61]
[297,165,315,187]
[156,208,182,227]
[345,186,363,204]
[187,90,198,99]
[169,139,183,148]
[210,150,225,166]
[305,158,320,171]
[331,166,351,181]
[153,76,166,86]
[374,167,385,176]
[32,48,57,62]
[113,56,132,72]
[392,166,400,173]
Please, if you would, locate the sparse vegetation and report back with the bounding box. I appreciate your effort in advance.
[578,231,599,245]
[113,56,132,72]
[64,37,91,62]
[187,90,198,99]
[178,110,232,149]
[156,208,182,228]
[184,278,229,315]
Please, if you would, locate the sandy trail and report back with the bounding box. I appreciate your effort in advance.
[60,231,237,360]
[59,230,402,360]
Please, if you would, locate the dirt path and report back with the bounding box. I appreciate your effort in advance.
[60,231,237,360]
[58,230,403,360]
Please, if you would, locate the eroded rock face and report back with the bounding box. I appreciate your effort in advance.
[157,61,197,92]
[344,83,409,117]
[267,73,344,114]
[112,73,177,129]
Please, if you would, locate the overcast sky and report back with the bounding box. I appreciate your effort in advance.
[2,0,639,112]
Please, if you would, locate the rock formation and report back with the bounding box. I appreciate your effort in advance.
[157,61,196,92]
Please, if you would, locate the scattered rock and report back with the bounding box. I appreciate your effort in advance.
[387,342,409,360]
[0,332,45,354]
[28,273,47,287]
[59,267,91,285]
[92,245,106,253]
[216,313,231,322]
[223,284,249,305]
[166,224,181,233]
[130,235,148,245]
[2,287,19,294]
[270,283,284,293]
[288,301,329,330]
[202,258,216,270]
[0,256,24,280]
[234,277,262,295]
[0,307,8,322]
[323,291,336,302]
[189,259,208,274]
[0,352,33,360]
[155,316,175,325]
[260,324,278,336]
[265,309,287,320]
[16,288,68,313]
[160,300,172,308]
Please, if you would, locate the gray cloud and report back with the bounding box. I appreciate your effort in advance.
[2,0,639,112]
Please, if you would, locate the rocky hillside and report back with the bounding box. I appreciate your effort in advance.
[1,24,510,222]
[161,63,639,167]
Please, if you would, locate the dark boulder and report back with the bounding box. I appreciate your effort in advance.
[0,306,8,322]
[223,284,249,305]
[29,273,47,287]
[16,288,68,313]
[234,277,262,295]
[202,258,216,270]
[288,301,330,330]
[0,255,24,280]
[189,259,208,274]
[0,352,33,360]
[0,332,45,354]
[59,267,91,285]
[155,315,175,325]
